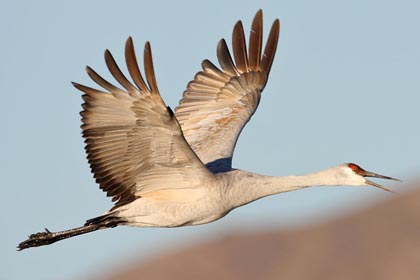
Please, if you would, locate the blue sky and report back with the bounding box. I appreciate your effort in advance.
[2,1,419,279]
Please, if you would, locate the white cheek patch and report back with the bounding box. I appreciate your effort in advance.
[344,166,367,185]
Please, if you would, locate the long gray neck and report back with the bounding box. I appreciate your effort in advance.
[223,168,340,209]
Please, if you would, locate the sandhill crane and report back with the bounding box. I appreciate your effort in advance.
[18,10,400,250]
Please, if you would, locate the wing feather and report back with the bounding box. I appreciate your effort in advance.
[248,10,263,71]
[217,39,239,76]
[261,19,280,74]
[232,21,249,73]
[125,37,150,93]
[175,10,280,172]
[104,49,137,93]
[86,66,124,94]
[74,39,212,209]
[143,42,160,95]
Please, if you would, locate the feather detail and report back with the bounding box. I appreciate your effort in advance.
[175,10,280,172]
[74,40,212,209]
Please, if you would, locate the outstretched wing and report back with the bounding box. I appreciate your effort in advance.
[175,10,280,172]
[73,38,213,209]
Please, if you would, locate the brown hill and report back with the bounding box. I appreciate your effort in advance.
[99,187,420,280]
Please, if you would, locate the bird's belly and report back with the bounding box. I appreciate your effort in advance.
[115,188,228,227]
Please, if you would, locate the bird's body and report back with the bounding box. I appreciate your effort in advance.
[113,173,229,227]
[18,10,399,250]
[110,167,365,228]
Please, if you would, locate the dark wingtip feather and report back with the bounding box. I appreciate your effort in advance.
[104,49,111,61]
[145,41,151,50]
[71,81,103,95]
[125,37,134,50]
[125,37,149,93]
[72,81,88,92]
[85,64,122,93]
[217,39,238,76]
[249,9,263,71]
[104,46,137,92]
[85,65,95,76]
[260,18,280,74]
[143,41,160,94]
[71,81,82,90]
[232,20,248,73]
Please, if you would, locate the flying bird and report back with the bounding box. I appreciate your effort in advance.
[18,10,400,250]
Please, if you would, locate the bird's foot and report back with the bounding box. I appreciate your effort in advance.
[17,228,55,251]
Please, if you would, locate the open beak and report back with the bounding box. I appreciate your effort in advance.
[364,171,401,193]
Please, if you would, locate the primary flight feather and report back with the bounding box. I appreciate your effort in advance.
[18,10,399,250]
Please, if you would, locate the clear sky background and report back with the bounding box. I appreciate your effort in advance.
[2,1,419,279]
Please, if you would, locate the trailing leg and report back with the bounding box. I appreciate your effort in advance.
[18,214,124,250]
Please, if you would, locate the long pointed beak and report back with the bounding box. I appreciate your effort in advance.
[364,171,401,193]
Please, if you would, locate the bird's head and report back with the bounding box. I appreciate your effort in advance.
[340,163,401,192]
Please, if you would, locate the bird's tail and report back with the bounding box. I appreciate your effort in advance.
[17,213,124,251]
